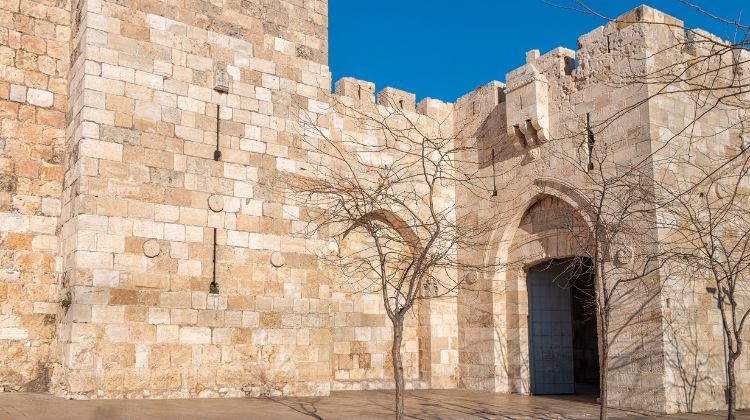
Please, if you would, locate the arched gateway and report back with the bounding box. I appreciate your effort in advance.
[502,194,600,396]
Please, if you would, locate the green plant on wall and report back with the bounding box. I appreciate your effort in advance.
[60,295,71,310]
[209,281,219,294]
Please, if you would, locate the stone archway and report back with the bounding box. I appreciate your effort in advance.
[331,209,436,390]
[502,194,596,394]
[456,181,605,395]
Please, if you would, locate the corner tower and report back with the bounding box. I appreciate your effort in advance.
[57,0,331,397]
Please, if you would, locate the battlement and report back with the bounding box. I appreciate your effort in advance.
[334,77,376,105]
[416,97,453,120]
[333,77,453,118]
[378,87,417,112]
[499,5,710,151]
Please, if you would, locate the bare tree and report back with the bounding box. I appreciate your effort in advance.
[542,125,669,419]
[286,95,502,419]
[544,2,749,417]
[660,151,750,420]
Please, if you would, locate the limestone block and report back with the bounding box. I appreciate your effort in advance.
[91,305,125,323]
[163,224,185,241]
[79,139,123,161]
[156,325,179,343]
[377,87,416,112]
[133,272,169,289]
[9,84,27,102]
[160,292,192,308]
[171,309,198,325]
[27,89,54,107]
[179,327,211,344]
[148,308,171,325]
[0,327,28,339]
[334,77,375,104]
[75,287,109,305]
[177,260,202,277]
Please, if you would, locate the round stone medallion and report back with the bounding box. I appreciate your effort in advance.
[270,251,285,268]
[714,183,726,199]
[615,247,633,265]
[143,239,161,258]
[208,195,224,212]
[464,270,478,285]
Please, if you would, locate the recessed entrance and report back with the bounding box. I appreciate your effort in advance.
[527,258,599,396]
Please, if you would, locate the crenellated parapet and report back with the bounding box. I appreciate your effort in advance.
[334,77,376,106]
[377,87,417,112]
[416,97,454,120]
[333,77,453,118]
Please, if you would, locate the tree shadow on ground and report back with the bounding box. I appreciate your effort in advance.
[265,396,325,419]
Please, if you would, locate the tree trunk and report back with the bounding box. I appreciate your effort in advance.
[595,260,608,420]
[391,318,405,420]
[599,344,608,420]
[727,352,737,420]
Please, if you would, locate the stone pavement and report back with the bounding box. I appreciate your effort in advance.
[0,390,746,419]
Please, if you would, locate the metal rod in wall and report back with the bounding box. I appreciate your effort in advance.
[491,148,498,197]
[211,227,218,291]
[586,113,595,171]
[214,104,222,161]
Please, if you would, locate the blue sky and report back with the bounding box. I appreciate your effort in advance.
[329,1,746,102]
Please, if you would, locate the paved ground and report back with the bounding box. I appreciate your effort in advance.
[0,390,746,419]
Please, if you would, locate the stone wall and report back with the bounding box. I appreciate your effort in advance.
[455,5,749,413]
[0,0,747,414]
[55,0,332,398]
[327,82,459,391]
[0,0,69,392]
[644,14,750,411]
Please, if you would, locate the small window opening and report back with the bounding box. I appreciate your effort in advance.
[357,86,361,100]
[606,35,611,53]
[471,102,476,116]
[497,87,506,104]
[398,99,404,109]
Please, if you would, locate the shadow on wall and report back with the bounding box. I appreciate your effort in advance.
[662,270,726,413]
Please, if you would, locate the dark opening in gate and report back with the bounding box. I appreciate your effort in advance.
[527,258,599,396]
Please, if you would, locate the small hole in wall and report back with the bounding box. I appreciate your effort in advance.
[399,99,404,109]
[358,86,361,100]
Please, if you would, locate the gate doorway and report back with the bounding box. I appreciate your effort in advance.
[527,258,600,395]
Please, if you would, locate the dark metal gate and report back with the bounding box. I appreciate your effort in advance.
[527,262,575,394]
